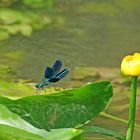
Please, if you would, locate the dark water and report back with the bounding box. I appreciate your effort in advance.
[0,0,140,82]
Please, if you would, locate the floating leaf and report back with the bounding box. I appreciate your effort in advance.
[0,81,113,130]
[0,105,83,140]
[0,8,50,40]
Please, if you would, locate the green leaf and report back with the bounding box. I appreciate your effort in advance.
[0,124,83,140]
[0,105,83,140]
[83,126,125,140]
[0,124,47,140]
[0,8,50,40]
[0,81,113,130]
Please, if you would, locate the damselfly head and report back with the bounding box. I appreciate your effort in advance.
[35,83,44,88]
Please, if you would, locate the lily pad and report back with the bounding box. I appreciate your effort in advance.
[0,105,83,140]
[0,81,113,130]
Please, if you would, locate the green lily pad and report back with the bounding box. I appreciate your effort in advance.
[0,81,113,130]
[0,105,83,140]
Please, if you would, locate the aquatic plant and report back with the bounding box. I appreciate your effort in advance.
[2,52,140,139]
[0,0,51,41]
[0,81,125,140]
[121,52,140,140]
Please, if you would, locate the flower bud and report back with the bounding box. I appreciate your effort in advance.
[121,53,140,76]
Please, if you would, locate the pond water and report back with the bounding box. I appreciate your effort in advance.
[0,0,140,82]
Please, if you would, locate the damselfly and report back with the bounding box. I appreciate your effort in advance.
[35,60,69,90]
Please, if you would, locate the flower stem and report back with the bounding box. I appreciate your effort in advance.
[126,76,138,140]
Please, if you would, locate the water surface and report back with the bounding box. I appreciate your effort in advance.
[0,0,140,82]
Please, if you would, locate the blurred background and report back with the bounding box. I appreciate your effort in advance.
[1,0,140,83]
[0,0,140,139]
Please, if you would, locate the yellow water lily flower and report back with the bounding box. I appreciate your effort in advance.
[121,53,140,76]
